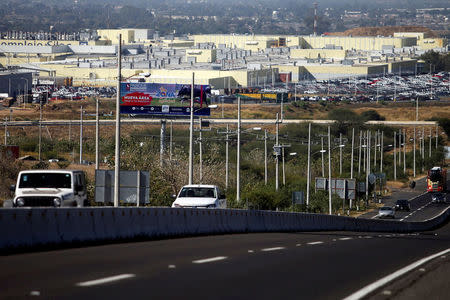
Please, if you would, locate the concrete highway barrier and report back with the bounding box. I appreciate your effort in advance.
[0,206,449,251]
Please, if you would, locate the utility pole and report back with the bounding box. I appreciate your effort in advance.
[3,117,7,145]
[328,126,332,215]
[351,128,354,179]
[365,130,370,204]
[198,119,202,182]
[188,73,195,185]
[403,129,406,174]
[275,113,279,191]
[226,125,230,188]
[435,124,438,149]
[264,129,268,185]
[380,131,384,174]
[373,131,378,169]
[363,131,366,172]
[321,136,325,177]
[79,105,83,164]
[236,97,241,202]
[282,147,286,186]
[38,103,42,161]
[306,123,311,206]
[398,129,402,166]
[169,120,173,160]
[114,34,122,207]
[160,120,166,167]
[429,127,432,158]
[394,131,397,181]
[413,126,416,178]
[95,98,100,170]
[358,131,362,175]
[339,132,343,175]
[421,126,425,172]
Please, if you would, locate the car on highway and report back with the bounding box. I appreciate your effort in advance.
[378,206,395,219]
[431,193,446,204]
[394,199,411,211]
[171,185,226,209]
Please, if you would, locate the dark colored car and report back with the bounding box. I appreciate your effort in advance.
[394,199,411,211]
[431,193,446,204]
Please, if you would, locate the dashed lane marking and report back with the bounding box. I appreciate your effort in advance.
[261,247,286,252]
[76,274,136,287]
[307,241,324,245]
[339,237,353,241]
[192,256,228,264]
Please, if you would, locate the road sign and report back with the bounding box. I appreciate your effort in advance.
[292,191,304,205]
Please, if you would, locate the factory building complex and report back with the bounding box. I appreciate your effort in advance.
[0,28,447,93]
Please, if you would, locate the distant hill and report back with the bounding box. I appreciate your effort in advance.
[330,26,438,38]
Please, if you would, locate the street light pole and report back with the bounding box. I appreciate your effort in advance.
[275,113,279,191]
[328,125,332,215]
[306,123,311,206]
[188,72,195,185]
[403,129,406,174]
[236,96,241,203]
[199,119,203,182]
[321,136,325,177]
[358,131,362,175]
[282,147,286,186]
[394,131,397,181]
[380,131,384,174]
[339,132,343,175]
[413,126,416,178]
[429,127,432,158]
[226,124,229,188]
[79,105,83,164]
[114,34,122,207]
[351,128,354,179]
[95,98,99,170]
[264,129,268,185]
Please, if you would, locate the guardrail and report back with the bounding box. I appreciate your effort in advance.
[1,206,449,252]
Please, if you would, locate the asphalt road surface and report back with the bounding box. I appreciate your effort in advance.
[1,221,449,299]
[359,175,450,222]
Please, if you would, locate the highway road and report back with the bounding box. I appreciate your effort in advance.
[360,174,450,222]
[1,219,449,299]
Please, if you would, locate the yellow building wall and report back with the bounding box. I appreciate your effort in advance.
[186,49,217,63]
[301,36,416,51]
[291,49,347,59]
[418,38,447,50]
[97,29,135,44]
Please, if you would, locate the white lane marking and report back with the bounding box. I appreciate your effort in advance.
[371,215,379,219]
[364,236,372,239]
[296,244,302,247]
[76,274,136,287]
[30,291,41,296]
[339,237,353,241]
[248,250,254,253]
[307,241,324,245]
[343,248,450,300]
[261,247,285,252]
[168,265,176,269]
[192,256,227,264]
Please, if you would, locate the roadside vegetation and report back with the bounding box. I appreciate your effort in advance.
[0,99,448,212]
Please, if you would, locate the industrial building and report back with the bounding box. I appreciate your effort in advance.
[0,30,447,89]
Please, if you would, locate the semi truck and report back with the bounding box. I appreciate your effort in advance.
[427,166,447,193]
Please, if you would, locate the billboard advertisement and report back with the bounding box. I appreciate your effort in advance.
[119,82,211,116]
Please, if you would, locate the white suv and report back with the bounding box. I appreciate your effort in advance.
[11,170,88,207]
[171,185,227,209]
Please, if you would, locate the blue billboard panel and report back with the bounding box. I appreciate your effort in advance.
[119,82,211,116]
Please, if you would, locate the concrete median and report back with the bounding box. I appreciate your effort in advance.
[0,206,449,251]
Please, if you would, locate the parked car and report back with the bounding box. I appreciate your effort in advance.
[171,185,226,209]
[431,193,446,204]
[394,199,411,211]
[378,206,395,219]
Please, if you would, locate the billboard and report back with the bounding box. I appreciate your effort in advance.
[119,82,211,116]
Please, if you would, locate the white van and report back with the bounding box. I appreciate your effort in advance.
[10,170,88,207]
[171,185,227,209]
